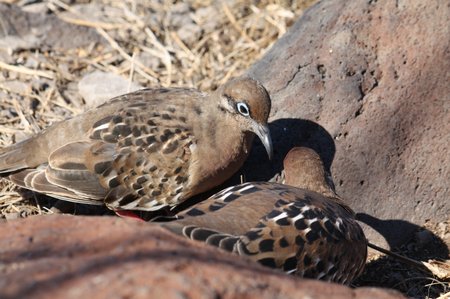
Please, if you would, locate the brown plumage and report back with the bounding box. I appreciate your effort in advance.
[0,77,272,212]
[160,147,367,284]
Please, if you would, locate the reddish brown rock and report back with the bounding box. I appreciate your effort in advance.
[0,215,404,299]
[243,0,449,248]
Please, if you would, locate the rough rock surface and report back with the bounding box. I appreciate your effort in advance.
[0,215,405,299]
[242,0,449,248]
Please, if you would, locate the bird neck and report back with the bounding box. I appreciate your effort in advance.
[187,115,253,196]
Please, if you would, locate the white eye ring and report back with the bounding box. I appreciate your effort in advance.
[237,102,250,116]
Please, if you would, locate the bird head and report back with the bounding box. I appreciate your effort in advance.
[283,147,336,197]
[216,77,273,160]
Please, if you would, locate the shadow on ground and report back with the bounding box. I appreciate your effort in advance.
[354,218,449,298]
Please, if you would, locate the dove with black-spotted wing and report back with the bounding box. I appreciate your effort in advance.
[0,77,272,212]
[160,147,367,284]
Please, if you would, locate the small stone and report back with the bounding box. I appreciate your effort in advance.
[78,71,143,108]
[4,212,20,221]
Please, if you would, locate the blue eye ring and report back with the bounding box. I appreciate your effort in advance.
[236,102,250,117]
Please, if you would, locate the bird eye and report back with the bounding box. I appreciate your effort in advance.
[236,102,250,117]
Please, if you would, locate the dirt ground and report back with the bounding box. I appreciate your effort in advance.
[0,1,448,298]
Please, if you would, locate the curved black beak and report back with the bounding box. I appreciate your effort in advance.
[252,123,273,160]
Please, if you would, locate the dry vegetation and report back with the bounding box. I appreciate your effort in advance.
[0,0,448,298]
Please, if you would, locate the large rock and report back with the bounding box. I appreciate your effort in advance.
[0,215,404,299]
[242,0,449,247]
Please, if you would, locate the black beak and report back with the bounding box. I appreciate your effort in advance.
[253,123,273,160]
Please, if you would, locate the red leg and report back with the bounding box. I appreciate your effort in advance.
[114,210,145,221]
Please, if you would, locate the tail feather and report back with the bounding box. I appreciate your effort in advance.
[8,168,104,205]
[0,145,31,174]
[0,109,103,174]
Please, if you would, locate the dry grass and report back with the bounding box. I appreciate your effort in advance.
[0,1,448,298]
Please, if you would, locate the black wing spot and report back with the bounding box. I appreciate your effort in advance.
[183,226,196,238]
[175,176,187,184]
[108,177,120,188]
[162,113,171,120]
[310,221,325,236]
[279,237,289,248]
[246,230,262,241]
[324,220,336,234]
[283,256,298,272]
[239,186,259,195]
[113,124,132,137]
[103,133,118,143]
[258,258,276,268]
[132,126,140,137]
[151,190,162,196]
[124,137,133,146]
[302,209,317,220]
[295,235,305,247]
[146,136,157,144]
[258,239,274,253]
[208,203,225,212]
[294,219,308,230]
[112,115,123,123]
[135,139,144,147]
[191,228,216,241]
[292,201,306,208]
[223,193,240,203]
[267,210,283,219]
[275,217,290,226]
[162,141,179,154]
[305,230,319,243]
[119,194,136,206]
[219,237,239,252]
[186,208,206,216]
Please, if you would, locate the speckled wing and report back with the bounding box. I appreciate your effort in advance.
[90,97,198,211]
[234,190,367,284]
[7,88,201,210]
[161,183,367,284]
[161,182,276,246]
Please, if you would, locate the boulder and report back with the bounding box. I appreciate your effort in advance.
[0,215,405,299]
[242,0,449,248]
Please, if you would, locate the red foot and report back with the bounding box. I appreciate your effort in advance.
[114,210,145,221]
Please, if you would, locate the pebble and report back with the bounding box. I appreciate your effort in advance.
[78,71,143,109]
